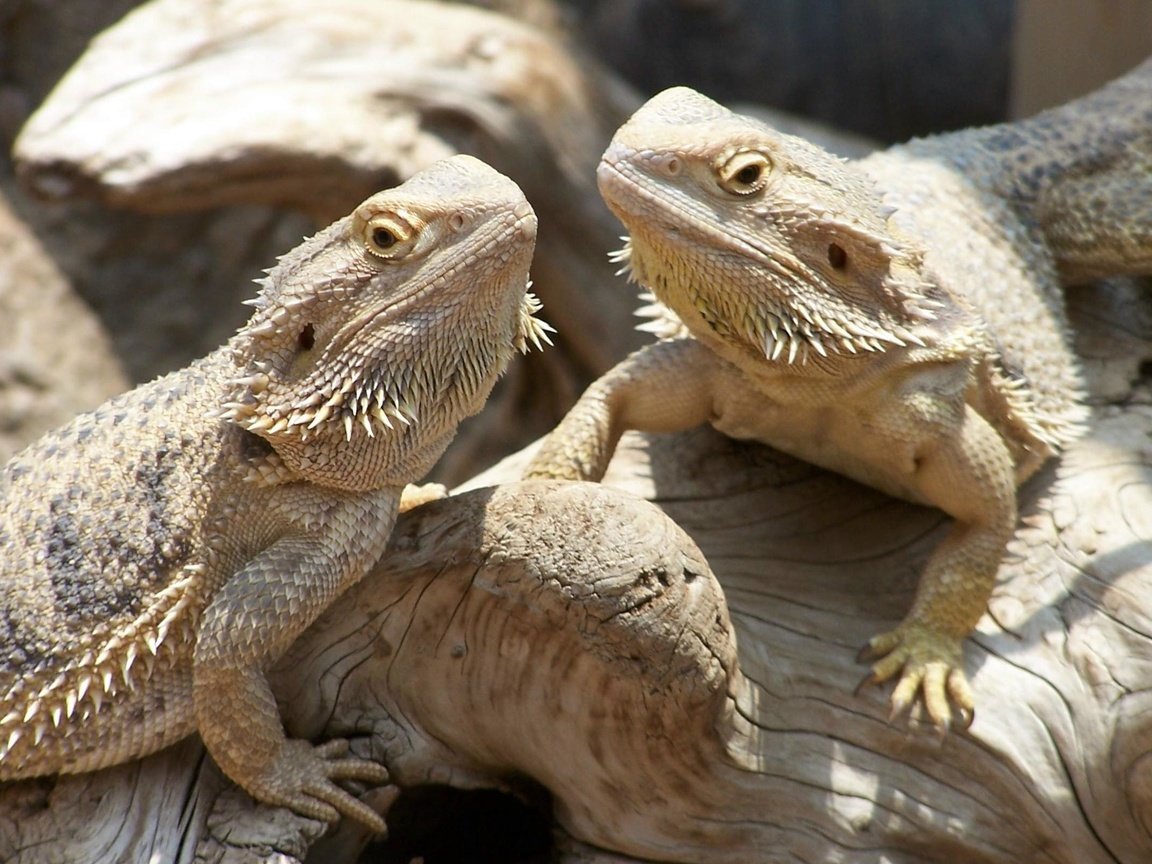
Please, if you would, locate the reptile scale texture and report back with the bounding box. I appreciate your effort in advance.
[527,61,1152,728]
[0,155,550,831]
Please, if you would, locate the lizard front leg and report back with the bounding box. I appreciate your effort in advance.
[194,493,399,832]
[525,338,722,481]
[860,400,1017,729]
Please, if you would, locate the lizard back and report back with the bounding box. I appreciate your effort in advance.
[0,356,233,768]
[867,57,1152,462]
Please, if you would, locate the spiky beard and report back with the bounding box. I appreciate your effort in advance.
[513,289,554,356]
[218,286,553,443]
[613,235,939,366]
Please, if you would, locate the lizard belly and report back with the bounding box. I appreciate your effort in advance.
[711,387,930,506]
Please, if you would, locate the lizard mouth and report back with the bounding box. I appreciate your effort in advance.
[598,153,789,275]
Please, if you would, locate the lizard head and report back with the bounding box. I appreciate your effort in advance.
[597,87,939,366]
[219,154,550,489]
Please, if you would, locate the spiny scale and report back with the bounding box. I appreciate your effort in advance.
[515,291,555,353]
[617,237,929,364]
[0,567,202,761]
[221,289,552,443]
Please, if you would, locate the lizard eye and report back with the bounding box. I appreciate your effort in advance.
[361,212,417,260]
[717,150,771,196]
[372,227,396,249]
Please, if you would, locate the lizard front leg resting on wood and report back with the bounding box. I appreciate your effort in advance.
[528,61,1152,728]
[0,155,550,831]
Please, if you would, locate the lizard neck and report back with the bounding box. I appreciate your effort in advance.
[219,324,514,492]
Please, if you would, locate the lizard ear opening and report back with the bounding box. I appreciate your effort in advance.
[296,323,316,351]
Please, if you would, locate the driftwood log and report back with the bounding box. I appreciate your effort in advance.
[1,281,1150,863]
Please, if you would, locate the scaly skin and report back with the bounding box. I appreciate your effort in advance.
[0,155,550,831]
[527,61,1152,728]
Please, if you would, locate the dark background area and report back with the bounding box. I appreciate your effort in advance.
[567,0,1014,143]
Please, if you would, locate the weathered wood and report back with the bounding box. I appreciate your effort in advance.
[470,416,1152,863]
[1,0,322,393]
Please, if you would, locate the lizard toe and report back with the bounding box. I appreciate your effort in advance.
[887,665,927,723]
[398,482,448,513]
[311,738,390,782]
[860,638,910,686]
[857,629,902,665]
[858,624,973,731]
[920,662,953,729]
[947,668,976,729]
[300,777,389,834]
[282,788,342,826]
[253,738,390,833]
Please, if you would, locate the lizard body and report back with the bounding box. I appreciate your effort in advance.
[0,155,548,830]
[527,62,1152,726]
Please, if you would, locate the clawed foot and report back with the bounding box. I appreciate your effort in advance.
[856,624,975,731]
[251,738,391,833]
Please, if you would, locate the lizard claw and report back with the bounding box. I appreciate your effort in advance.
[253,738,391,834]
[856,624,974,731]
[398,482,448,513]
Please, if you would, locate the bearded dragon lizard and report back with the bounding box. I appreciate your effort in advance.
[0,155,550,831]
[526,62,1152,728]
